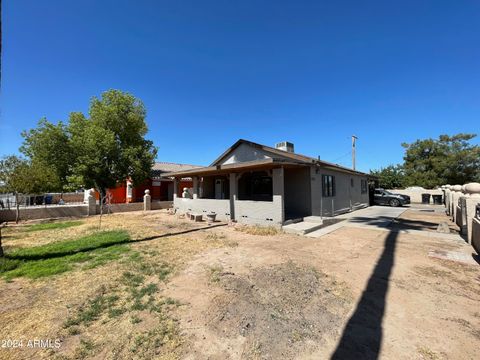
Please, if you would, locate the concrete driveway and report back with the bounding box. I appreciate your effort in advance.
[307,205,455,238]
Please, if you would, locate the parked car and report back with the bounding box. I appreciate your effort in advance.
[373,189,410,207]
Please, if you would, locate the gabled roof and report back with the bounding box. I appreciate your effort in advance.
[211,139,370,176]
[210,139,315,166]
[163,139,373,178]
[151,162,201,178]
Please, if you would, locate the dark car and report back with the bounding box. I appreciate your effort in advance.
[373,189,410,207]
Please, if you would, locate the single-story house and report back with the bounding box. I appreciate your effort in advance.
[164,139,374,227]
[107,162,201,203]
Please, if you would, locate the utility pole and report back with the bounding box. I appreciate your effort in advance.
[351,135,358,170]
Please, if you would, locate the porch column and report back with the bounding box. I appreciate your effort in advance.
[173,178,178,200]
[272,167,285,224]
[193,176,199,199]
[229,173,237,220]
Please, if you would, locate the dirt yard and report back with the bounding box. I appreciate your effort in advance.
[0,207,479,359]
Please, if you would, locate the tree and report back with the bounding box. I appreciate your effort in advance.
[18,90,157,198]
[68,90,157,198]
[20,118,72,191]
[0,155,57,223]
[370,164,405,189]
[402,133,480,188]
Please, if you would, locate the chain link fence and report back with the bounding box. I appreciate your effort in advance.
[0,192,85,210]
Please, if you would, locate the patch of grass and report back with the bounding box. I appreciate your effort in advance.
[0,230,131,279]
[122,271,145,287]
[205,233,226,241]
[75,338,95,359]
[418,346,441,359]
[130,319,181,356]
[208,264,224,283]
[65,290,120,327]
[68,326,81,335]
[235,225,280,236]
[25,221,83,232]
[131,315,142,324]
[123,253,173,281]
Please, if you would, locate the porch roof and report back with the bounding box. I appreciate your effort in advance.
[163,158,376,178]
[162,158,305,178]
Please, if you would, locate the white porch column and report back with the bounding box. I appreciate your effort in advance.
[273,167,285,224]
[193,177,199,199]
[173,178,178,200]
[229,173,237,220]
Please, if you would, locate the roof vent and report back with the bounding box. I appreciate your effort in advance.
[275,141,294,153]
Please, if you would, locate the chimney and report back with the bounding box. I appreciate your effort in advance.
[275,141,294,153]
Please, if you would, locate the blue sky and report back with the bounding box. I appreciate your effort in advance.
[1,1,479,172]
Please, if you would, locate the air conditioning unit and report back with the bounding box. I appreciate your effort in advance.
[275,141,294,153]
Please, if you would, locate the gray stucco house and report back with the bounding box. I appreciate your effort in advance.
[164,139,372,227]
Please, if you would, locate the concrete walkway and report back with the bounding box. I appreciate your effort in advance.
[305,205,465,242]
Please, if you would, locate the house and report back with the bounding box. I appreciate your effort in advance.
[107,162,201,203]
[163,139,373,227]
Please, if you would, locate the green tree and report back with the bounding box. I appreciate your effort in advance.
[20,118,71,191]
[0,155,58,223]
[402,133,480,188]
[68,89,157,197]
[18,90,157,198]
[370,164,405,189]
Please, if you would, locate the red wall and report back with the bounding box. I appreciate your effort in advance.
[108,179,193,203]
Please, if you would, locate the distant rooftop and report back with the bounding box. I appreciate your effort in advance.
[151,162,202,178]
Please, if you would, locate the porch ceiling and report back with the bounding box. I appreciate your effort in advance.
[161,158,307,178]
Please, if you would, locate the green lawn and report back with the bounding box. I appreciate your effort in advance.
[0,230,132,279]
[25,220,84,232]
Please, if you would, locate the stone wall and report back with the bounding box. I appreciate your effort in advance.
[441,183,480,251]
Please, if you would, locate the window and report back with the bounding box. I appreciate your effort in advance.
[238,171,273,201]
[361,180,368,194]
[322,175,336,197]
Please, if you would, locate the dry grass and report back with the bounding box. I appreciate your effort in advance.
[0,210,235,360]
[234,225,281,236]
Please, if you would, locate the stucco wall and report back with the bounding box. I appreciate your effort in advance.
[219,143,271,165]
[311,166,369,216]
[387,189,442,204]
[174,198,231,221]
[284,167,311,218]
[0,205,88,222]
[234,200,282,227]
[472,218,480,254]
[151,201,172,210]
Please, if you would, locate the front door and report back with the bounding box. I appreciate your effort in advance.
[215,179,225,199]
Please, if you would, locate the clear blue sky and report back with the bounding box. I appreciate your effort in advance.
[1,1,479,172]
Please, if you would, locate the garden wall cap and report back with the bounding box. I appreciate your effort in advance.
[145,189,150,195]
[453,185,463,192]
[464,183,480,197]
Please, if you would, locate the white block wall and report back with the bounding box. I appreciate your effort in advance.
[174,198,231,221]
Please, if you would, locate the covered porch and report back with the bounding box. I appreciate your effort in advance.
[165,159,312,226]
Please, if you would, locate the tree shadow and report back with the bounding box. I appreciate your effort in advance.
[347,215,445,232]
[6,223,227,261]
[331,228,398,359]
